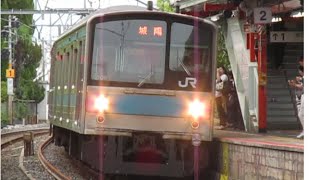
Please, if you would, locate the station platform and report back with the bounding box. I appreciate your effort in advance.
[213,129,303,152]
[211,129,304,180]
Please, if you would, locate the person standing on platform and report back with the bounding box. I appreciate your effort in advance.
[298,56,304,67]
[288,65,304,138]
[226,71,244,130]
[215,67,228,129]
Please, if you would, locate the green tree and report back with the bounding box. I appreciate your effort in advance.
[1,81,8,103]
[14,102,29,120]
[1,111,9,127]
[1,0,44,104]
[1,81,9,126]
[217,29,230,70]
[157,0,174,12]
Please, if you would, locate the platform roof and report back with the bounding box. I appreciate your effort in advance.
[174,0,303,15]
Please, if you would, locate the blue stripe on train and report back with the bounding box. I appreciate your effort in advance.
[111,95,184,117]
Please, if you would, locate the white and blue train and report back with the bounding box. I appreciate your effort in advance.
[48,5,218,177]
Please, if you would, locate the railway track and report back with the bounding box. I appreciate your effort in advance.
[38,137,72,180]
[1,128,49,150]
[1,127,51,180]
[38,137,100,180]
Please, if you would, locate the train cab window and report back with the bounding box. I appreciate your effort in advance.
[169,23,211,74]
[168,22,212,91]
[91,19,166,85]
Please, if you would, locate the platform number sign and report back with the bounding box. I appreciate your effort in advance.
[254,7,272,24]
[270,31,304,43]
[6,68,15,78]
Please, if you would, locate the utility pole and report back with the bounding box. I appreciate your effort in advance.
[7,15,14,125]
[6,15,19,125]
[42,38,45,82]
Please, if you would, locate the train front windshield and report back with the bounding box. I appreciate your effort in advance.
[90,18,213,91]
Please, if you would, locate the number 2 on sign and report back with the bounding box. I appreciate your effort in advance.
[260,11,267,21]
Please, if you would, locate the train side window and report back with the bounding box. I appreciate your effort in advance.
[73,48,78,88]
[67,46,73,118]
[55,52,63,117]
[68,46,74,91]
[63,52,70,106]
[50,51,57,117]
[75,40,84,121]
[71,48,78,121]
[53,53,59,115]
[59,50,68,118]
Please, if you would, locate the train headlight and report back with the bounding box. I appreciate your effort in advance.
[188,99,206,119]
[94,95,109,113]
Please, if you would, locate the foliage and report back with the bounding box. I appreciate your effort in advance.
[1,60,8,81]
[1,111,9,128]
[14,38,45,103]
[1,0,34,27]
[15,79,45,103]
[1,0,44,103]
[157,0,174,12]
[217,28,230,70]
[14,102,29,120]
[1,81,8,103]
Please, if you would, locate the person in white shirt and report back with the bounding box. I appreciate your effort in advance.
[288,65,304,138]
[215,67,228,129]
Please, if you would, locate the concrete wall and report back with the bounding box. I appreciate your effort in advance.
[211,140,304,180]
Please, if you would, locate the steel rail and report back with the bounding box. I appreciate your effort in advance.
[1,129,49,149]
[38,136,72,180]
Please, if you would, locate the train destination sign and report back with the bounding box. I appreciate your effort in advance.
[138,26,163,37]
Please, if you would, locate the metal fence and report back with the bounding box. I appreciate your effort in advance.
[1,101,38,126]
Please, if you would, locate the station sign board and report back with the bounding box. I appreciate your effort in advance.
[253,7,272,24]
[270,31,303,43]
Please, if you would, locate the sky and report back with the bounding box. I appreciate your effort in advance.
[34,0,158,41]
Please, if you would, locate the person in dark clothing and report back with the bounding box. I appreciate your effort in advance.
[226,71,245,130]
[298,56,304,67]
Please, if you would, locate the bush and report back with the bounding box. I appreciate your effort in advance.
[15,102,29,120]
[1,81,8,103]
[1,111,9,128]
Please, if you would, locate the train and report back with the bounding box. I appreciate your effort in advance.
[48,4,218,178]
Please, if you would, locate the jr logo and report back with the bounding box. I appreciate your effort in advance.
[178,77,197,88]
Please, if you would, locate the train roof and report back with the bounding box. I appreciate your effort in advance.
[55,5,150,42]
[54,5,217,44]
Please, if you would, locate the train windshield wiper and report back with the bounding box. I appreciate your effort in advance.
[138,65,154,87]
[178,57,191,76]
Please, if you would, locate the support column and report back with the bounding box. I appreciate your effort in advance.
[257,26,267,132]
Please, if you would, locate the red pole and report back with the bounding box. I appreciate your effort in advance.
[257,27,267,132]
[249,33,258,62]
